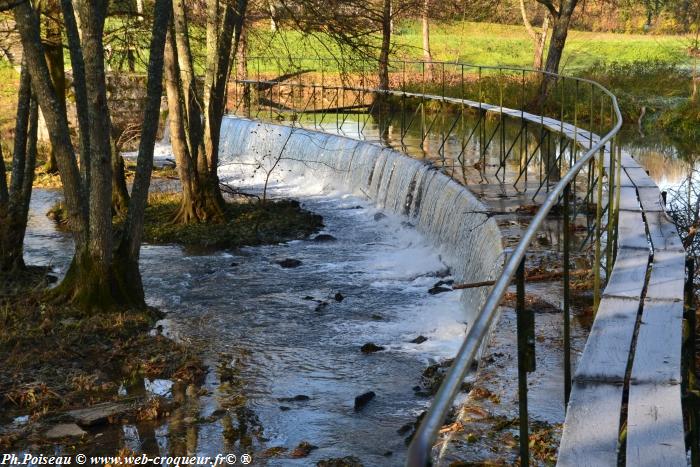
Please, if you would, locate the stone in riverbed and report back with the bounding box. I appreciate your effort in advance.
[334,292,345,302]
[373,212,387,221]
[354,391,375,411]
[276,258,302,268]
[360,343,385,353]
[67,401,134,426]
[290,441,318,458]
[317,456,364,467]
[312,234,337,242]
[278,395,310,402]
[45,423,87,440]
[410,335,428,344]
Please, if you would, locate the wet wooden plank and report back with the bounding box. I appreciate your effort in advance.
[574,296,639,383]
[618,187,641,211]
[646,252,686,302]
[624,166,657,188]
[636,186,666,212]
[558,381,623,467]
[603,247,649,299]
[645,210,685,253]
[616,210,649,250]
[630,299,683,384]
[626,382,686,467]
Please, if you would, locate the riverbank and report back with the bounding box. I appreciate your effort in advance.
[0,273,205,450]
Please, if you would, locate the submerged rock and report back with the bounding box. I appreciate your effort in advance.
[317,456,364,467]
[354,391,375,411]
[410,335,428,344]
[315,301,329,312]
[45,423,87,440]
[313,234,337,242]
[373,212,387,221]
[276,258,302,268]
[428,285,451,295]
[291,441,318,458]
[334,292,345,302]
[360,343,385,353]
[278,394,310,402]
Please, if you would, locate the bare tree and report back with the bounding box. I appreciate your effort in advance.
[163,0,248,224]
[519,0,549,70]
[10,0,171,309]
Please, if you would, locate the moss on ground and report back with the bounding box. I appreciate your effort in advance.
[0,272,205,448]
[140,192,324,250]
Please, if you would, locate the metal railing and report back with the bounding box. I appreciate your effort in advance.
[229,56,623,466]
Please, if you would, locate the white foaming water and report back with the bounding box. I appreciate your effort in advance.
[218,117,505,328]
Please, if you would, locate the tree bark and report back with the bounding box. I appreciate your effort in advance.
[60,0,91,195]
[111,136,130,215]
[166,0,248,224]
[114,0,172,305]
[40,0,64,174]
[0,64,37,272]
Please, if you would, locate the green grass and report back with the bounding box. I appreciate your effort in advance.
[246,20,691,73]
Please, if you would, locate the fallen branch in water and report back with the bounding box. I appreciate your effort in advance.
[452,269,591,290]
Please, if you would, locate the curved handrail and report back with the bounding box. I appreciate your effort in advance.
[230,59,623,465]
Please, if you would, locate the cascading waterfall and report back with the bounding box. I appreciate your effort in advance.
[218,116,505,328]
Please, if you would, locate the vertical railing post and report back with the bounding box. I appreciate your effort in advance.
[594,145,604,310]
[563,183,572,406]
[516,258,534,467]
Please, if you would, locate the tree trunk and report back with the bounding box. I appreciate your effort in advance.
[543,5,574,75]
[0,64,37,273]
[111,136,130,215]
[421,0,433,81]
[378,0,391,91]
[41,0,64,174]
[114,0,172,306]
[534,15,550,71]
[60,0,91,195]
[166,0,248,225]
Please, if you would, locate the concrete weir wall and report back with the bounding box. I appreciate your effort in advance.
[218,116,505,329]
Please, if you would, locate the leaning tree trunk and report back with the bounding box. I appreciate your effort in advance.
[41,0,65,174]
[0,64,37,273]
[543,9,573,75]
[422,0,433,81]
[114,0,172,305]
[378,0,391,91]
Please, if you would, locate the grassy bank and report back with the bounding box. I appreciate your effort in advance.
[247,21,690,72]
[141,192,324,250]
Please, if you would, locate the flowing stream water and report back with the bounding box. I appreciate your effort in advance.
[20,113,694,466]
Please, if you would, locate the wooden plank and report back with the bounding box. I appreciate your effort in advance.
[620,154,642,169]
[630,299,683,384]
[603,247,649,299]
[646,252,686,302]
[637,186,666,212]
[645,210,685,252]
[618,187,641,212]
[558,381,623,467]
[574,296,639,383]
[616,210,649,250]
[624,166,657,188]
[626,382,686,467]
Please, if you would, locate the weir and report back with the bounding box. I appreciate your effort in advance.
[226,58,690,466]
[218,116,506,326]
